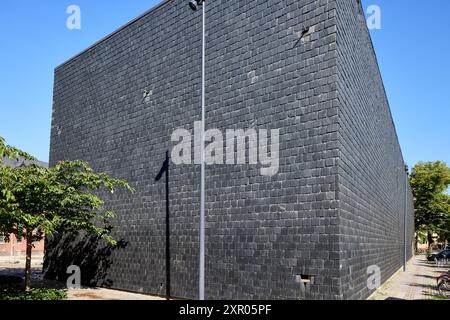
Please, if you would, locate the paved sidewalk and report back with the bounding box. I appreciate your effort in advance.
[0,255,165,300]
[0,255,45,283]
[369,254,449,300]
[66,287,166,300]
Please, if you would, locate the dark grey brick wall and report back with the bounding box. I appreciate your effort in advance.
[335,0,415,300]
[47,0,413,300]
[204,0,340,300]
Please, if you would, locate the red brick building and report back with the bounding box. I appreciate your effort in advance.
[0,233,45,256]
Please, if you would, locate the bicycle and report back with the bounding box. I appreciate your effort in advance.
[437,270,450,298]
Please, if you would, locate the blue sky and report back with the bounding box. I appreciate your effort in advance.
[0,0,449,169]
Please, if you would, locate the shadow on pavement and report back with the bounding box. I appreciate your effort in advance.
[413,274,438,280]
[0,261,65,289]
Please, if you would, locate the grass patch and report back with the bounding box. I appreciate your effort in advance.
[0,275,67,300]
[0,287,67,300]
[430,295,449,301]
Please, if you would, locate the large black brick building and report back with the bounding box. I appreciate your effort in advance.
[46,0,415,299]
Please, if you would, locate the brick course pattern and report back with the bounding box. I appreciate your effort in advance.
[47,0,414,300]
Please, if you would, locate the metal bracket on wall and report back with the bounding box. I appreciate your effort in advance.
[142,89,153,104]
[293,26,315,48]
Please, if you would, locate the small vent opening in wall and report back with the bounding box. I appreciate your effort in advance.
[299,275,314,284]
[296,274,315,299]
[295,274,315,285]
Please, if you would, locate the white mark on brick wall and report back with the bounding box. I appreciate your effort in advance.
[53,125,62,136]
[142,89,153,103]
[367,265,381,290]
[66,5,81,30]
[248,70,258,84]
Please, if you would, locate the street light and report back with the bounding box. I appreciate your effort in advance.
[189,0,204,11]
[189,0,206,300]
[404,164,409,272]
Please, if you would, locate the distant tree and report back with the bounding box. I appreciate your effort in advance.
[0,136,34,162]
[410,161,450,250]
[0,136,134,291]
[436,197,450,244]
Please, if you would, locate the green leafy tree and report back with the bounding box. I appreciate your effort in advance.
[410,161,450,250]
[435,196,450,243]
[0,137,34,162]
[0,139,134,291]
[0,135,35,251]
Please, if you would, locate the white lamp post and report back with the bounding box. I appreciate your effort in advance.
[404,164,409,272]
[189,0,206,300]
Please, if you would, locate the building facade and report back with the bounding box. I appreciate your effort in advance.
[46,0,415,299]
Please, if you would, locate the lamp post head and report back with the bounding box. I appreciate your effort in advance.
[189,0,204,11]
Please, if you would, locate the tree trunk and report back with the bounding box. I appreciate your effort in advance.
[414,234,418,253]
[24,228,33,292]
[427,232,433,251]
